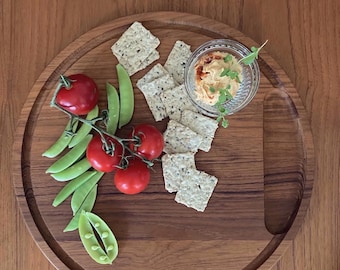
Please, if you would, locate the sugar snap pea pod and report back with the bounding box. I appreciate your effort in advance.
[68,105,99,148]
[46,134,92,174]
[78,211,118,264]
[52,171,97,207]
[42,119,79,158]
[71,170,104,215]
[116,64,134,128]
[63,184,98,232]
[50,157,91,181]
[106,82,120,135]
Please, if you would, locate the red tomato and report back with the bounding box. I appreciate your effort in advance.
[114,158,150,195]
[130,124,164,160]
[56,74,99,115]
[86,134,123,173]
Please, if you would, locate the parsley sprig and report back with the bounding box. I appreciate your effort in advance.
[213,86,233,128]
[238,40,268,65]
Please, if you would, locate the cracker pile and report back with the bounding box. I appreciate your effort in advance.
[111,22,219,212]
[161,113,218,212]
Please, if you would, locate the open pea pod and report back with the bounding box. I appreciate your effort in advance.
[68,105,99,148]
[46,134,92,174]
[42,119,79,158]
[78,211,118,265]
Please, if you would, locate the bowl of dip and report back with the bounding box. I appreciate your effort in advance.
[184,39,260,117]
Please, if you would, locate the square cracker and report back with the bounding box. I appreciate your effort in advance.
[164,40,192,84]
[179,110,218,152]
[136,63,168,88]
[162,152,196,193]
[138,74,176,121]
[113,49,159,76]
[163,120,203,154]
[160,84,198,122]
[131,49,160,76]
[111,22,160,75]
[175,169,218,212]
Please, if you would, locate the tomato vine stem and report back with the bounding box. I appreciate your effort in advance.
[50,75,154,168]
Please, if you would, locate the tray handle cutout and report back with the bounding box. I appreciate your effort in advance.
[263,89,305,235]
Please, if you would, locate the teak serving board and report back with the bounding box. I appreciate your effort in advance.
[12,12,315,270]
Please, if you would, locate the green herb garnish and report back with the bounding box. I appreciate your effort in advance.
[223,54,233,62]
[209,86,216,93]
[213,40,268,128]
[220,68,239,80]
[215,86,233,128]
[238,40,268,65]
[216,109,229,128]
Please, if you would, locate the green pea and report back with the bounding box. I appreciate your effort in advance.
[52,171,97,207]
[46,134,92,174]
[68,105,99,148]
[71,171,104,215]
[63,184,98,232]
[42,119,79,158]
[106,82,120,135]
[116,64,134,129]
[50,157,91,181]
[78,211,118,264]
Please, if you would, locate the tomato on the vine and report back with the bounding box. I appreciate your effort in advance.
[129,124,164,160]
[56,74,99,115]
[114,158,150,195]
[86,134,123,173]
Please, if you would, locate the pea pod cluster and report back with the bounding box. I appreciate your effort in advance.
[46,134,92,174]
[52,171,97,207]
[42,67,136,266]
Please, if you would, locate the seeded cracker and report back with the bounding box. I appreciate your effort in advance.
[163,120,203,154]
[134,50,160,75]
[111,22,160,75]
[138,74,176,121]
[160,84,197,122]
[162,152,196,193]
[175,169,218,212]
[136,63,168,88]
[179,110,218,152]
[164,40,192,84]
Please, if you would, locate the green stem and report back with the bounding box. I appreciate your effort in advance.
[124,146,155,168]
[49,76,153,166]
[52,100,122,152]
[59,74,73,89]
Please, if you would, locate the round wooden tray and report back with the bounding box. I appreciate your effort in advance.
[12,12,314,270]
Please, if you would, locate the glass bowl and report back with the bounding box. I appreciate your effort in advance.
[184,39,260,117]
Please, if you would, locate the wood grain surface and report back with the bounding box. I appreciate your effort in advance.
[1,1,339,270]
